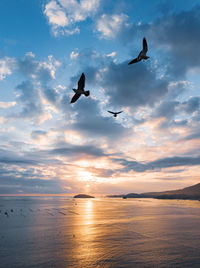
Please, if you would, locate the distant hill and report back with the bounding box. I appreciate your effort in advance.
[143,183,200,199]
[108,183,200,200]
[74,194,94,198]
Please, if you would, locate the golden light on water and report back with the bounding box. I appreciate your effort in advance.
[71,199,101,265]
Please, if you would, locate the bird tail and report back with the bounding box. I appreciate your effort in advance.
[84,90,90,97]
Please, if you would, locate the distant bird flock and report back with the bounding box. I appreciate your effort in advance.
[70,37,149,118]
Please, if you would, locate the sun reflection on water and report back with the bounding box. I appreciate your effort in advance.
[84,200,93,224]
[71,199,103,266]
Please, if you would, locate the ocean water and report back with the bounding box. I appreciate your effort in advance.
[0,197,200,268]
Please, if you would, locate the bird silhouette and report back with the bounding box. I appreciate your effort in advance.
[70,73,90,103]
[128,37,149,65]
[107,111,123,117]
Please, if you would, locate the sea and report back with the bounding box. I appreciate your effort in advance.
[0,197,200,267]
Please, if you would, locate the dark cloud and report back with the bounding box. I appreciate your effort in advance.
[158,119,188,130]
[0,158,36,165]
[31,130,47,140]
[115,155,200,173]
[69,97,130,140]
[17,56,39,78]
[79,58,168,114]
[181,97,200,114]
[0,149,38,166]
[43,86,59,104]
[148,6,200,76]
[0,148,66,194]
[8,54,61,121]
[115,6,200,77]
[17,54,52,82]
[14,80,43,119]
[87,166,115,178]
[182,126,200,141]
[101,62,168,109]
[50,142,106,158]
[0,175,63,194]
[184,132,200,141]
[153,100,179,119]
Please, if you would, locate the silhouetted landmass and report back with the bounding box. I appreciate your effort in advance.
[74,194,94,198]
[107,183,200,200]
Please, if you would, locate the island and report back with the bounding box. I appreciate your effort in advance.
[74,194,95,198]
[107,183,200,201]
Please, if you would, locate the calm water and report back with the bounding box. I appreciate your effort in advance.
[0,197,200,268]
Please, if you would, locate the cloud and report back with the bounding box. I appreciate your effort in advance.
[146,6,200,77]
[0,148,38,166]
[18,54,60,81]
[183,127,200,141]
[0,102,16,109]
[31,130,48,140]
[14,80,44,120]
[69,49,169,114]
[181,97,200,114]
[94,61,168,110]
[1,8,200,195]
[153,100,180,119]
[106,51,117,58]
[70,50,79,60]
[44,1,69,34]
[0,57,16,80]
[69,97,130,140]
[99,6,200,78]
[44,0,99,36]
[5,53,61,123]
[25,52,35,58]
[50,143,106,158]
[116,155,200,173]
[96,13,129,39]
[0,174,63,194]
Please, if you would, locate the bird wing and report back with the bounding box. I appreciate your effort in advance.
[128,58,138,65]
[78,73,85,90]
[108,111,115,114]
[70,93,81,103]
[143,37,148,53]
[116,111,123,114]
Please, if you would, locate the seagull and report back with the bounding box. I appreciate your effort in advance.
[70,73,90,104]
[107,111,123,117]
[128,37,149,65]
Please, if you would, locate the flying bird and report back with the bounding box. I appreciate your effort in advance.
[128,37,149,65]
[70,73,90,104]
[107,111,123,117]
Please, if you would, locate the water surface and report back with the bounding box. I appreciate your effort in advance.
[0,197,200,267]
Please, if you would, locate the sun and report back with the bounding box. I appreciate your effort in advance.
[77,170,94,182]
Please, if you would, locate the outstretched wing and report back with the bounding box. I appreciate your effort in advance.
[143,37,148,53]
[116,111,123,114]
[70,93,81,103]
[108,111,115,114]
[78,73,85,90]
[128,58,138,65]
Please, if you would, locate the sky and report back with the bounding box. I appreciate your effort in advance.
[1,0,200,195]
